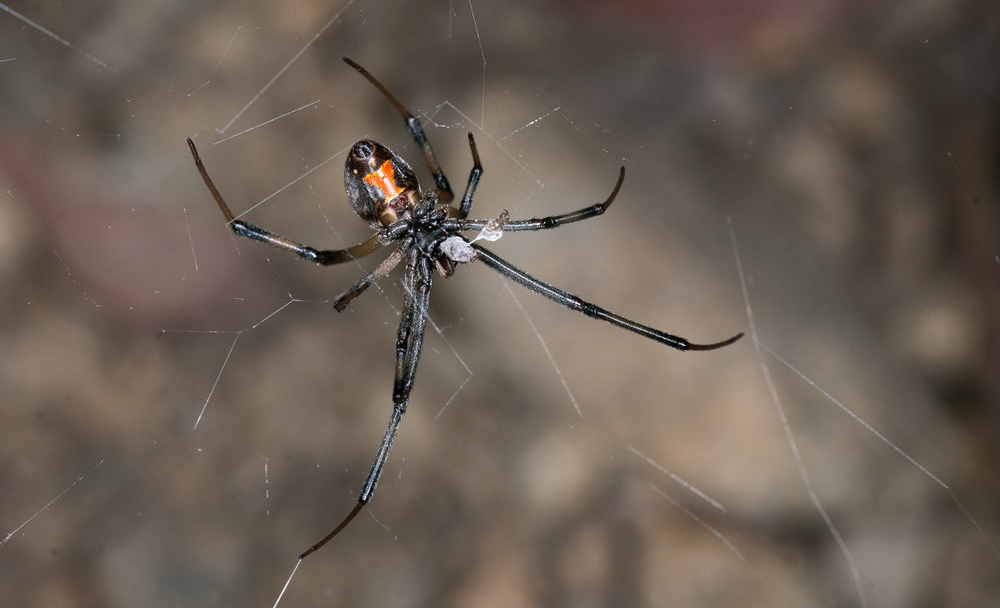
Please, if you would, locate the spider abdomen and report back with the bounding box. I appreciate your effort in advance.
[344,140,420,226]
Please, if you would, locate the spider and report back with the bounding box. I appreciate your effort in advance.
[187,57,743,560]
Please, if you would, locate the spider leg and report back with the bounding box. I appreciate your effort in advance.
[460,167,626,233]
[472,243,743,351]
[188,138,385,264]
[455,133,484,219]
[300,250,432,560]
[333,244,408,312]
[344,57,454,204]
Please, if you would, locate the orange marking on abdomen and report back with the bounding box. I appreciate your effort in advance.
[364,160,404,199]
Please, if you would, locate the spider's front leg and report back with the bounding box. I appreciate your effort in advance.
[188,138,386,265]
[460,167,626,233]
[472,244,743,351]
[300,249,432,559]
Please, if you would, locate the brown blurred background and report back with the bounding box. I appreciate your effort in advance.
[1,0,998,606]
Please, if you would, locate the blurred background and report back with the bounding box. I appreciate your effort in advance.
[1,0,997,606]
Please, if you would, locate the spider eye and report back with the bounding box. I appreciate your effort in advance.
[344,140,420,226]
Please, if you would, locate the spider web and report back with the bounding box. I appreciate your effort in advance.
[1,0,998,607]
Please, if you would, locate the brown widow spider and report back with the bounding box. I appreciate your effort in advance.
[187,57,743,561]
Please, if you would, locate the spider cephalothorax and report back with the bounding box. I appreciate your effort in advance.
[188,56,742,561]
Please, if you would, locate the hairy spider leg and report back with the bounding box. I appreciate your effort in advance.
[300,249,432,559]
[472,244,743,351]
[188,138,386,265]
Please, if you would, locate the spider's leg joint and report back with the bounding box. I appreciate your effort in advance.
[579,301,601,318]
[391,379,410,407]
[302,247,325,264]
[407,117,427,145]
[392,382,411,406]
[559,293,594,316]
[230,220,274,244]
